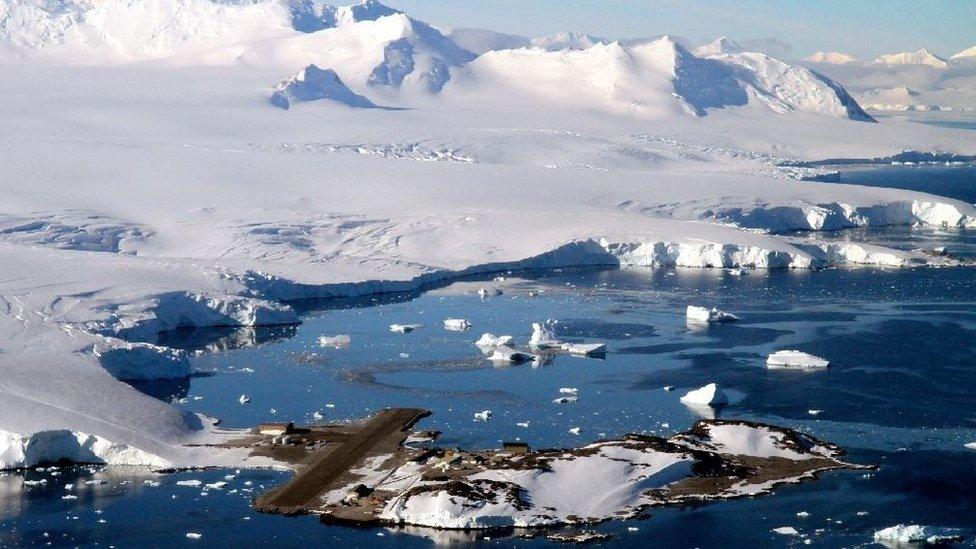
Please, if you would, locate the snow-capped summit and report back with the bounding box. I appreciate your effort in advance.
[693,36,742,57]
[270,64,377,109]
[950,44,976,61]
[530,31,609,51]
[874,48,948,68]
[804,51,858,64]
[362,12,475,92]
[336,0,398,24]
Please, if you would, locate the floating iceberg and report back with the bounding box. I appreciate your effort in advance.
[487,346,536,365]
[390,324,421,333]
[473,410,492,421]
[529,320,561,348]
[443,318,471,331]
[680,383,729,406]
[873,524,963,545]
[475,333,514,347]
[529,320,605,356]
[561,342,607,356]
[477,288,502,298]
[766,350,829,369]
[553,396,578,404]
[318,334,351,348]
[686,305,738,323]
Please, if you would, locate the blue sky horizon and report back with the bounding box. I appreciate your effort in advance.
[387,0,975,59]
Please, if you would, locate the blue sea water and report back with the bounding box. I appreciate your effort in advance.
[3,265,976,548]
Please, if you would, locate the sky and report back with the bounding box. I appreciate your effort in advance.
[386,0,976,59]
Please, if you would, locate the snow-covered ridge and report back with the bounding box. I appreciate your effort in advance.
[693,36,742,57]
[951,44,976,60]
[530,31,609,51]
[804,51,858,64]
[457,36,873,121]
[873,49,948,68]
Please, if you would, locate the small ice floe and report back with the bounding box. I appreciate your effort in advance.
[680,383,729,406]
[547,531,610,543]
[964,442,976,450]
[568,427,581,435]
[561,342,607,357]
[205,482,227,490]
[312,411,325,421]
[476,333,514,347]
[873,524,963,546]
[62,495,78,500]
[186,532,203,540]
[529,320,605,356]
[772,526,799,536]
[686,305,738,323]
[443,318,471,331]
[238,394,251,405]
[808,409,824,416]
[487,347,536,365]
[390,324,421,334]
[796,511,810,518]
[559,387,578,395]
[726,267,748,276]
[856,511,870,516]
[553,396,578,404]
[176,480,202,487]
[318,334,351,348]
[84,480,107,486]
[477,288,501,298]
[473,410,492,421]
[766,350,829,369]
[516,422,529,428]
[663,385,675,392]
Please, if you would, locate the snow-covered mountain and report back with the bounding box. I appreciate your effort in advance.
[874,49,948,68]
[530,31,610,51]
[448,27,530,55]
[270,63,377,109]
[0,0,873,121]
[804,51,858,64]
[951,44,976,61]
[693,36,742,57]
[456,36,873,121]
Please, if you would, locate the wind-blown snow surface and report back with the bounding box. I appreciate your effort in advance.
[0,0,975,469]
